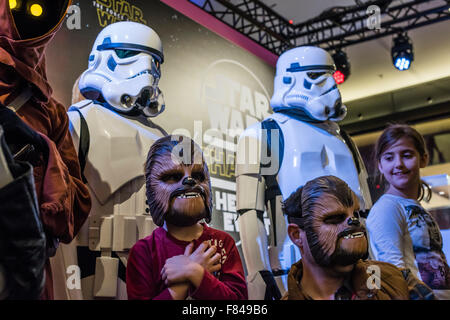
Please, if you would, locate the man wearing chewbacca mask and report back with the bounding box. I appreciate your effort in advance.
[126,135,247,300]
[282,175,435,300]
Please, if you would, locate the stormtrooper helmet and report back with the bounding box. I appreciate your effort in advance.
[270,46,347,122]
[79,21,165,117]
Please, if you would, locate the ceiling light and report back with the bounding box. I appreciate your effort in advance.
[332,49,350,84]
[392,33,414,71]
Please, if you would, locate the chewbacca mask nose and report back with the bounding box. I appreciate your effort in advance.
[182,176,196,186]
[347,217,360,226]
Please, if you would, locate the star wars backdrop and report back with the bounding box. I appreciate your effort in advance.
[46,0,276,271]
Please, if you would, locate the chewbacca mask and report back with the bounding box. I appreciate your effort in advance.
[145,135,212,227]
[283,175,368,268]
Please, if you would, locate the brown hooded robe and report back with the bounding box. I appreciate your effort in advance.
[0,0,91,299]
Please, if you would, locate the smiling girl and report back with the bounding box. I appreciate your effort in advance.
[366,124,450,299]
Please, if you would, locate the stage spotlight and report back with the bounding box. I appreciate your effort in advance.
[392,33,414,71]
[332,50,350,84]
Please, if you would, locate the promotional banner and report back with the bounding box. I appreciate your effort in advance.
[47,0,276,272]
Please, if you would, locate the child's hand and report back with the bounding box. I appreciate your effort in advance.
[161,243,206,287]
[161,254,197,285]
[185,242,222,274]
[161,242,222,289]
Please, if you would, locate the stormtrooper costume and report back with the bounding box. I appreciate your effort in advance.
[55,21,166,299]
[236,46,372,300]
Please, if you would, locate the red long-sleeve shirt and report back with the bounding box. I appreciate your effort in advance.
[126,224,248,300]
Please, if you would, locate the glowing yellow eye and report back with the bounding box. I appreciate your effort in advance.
[30,3,43,17]
[9,0,17,9]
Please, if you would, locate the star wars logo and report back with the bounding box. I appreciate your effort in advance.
[93,0,146,27]
[201,60,271,181]
[199,60,272,236]
[202,62,271,141]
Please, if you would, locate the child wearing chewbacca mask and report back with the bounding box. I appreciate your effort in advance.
[126,135,248,300]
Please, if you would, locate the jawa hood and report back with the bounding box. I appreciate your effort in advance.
[0,0,71,104]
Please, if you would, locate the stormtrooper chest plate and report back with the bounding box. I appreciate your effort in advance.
[68,102,161,251]
[270,113,363,201]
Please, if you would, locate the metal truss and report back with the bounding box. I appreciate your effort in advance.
[188,0,450,54]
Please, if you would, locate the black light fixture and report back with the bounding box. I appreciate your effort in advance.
[332,49,351,84]
[391,33,414,71]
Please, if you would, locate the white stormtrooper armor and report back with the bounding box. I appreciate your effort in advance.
[236,46,372,300]
[52,21,165,299]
